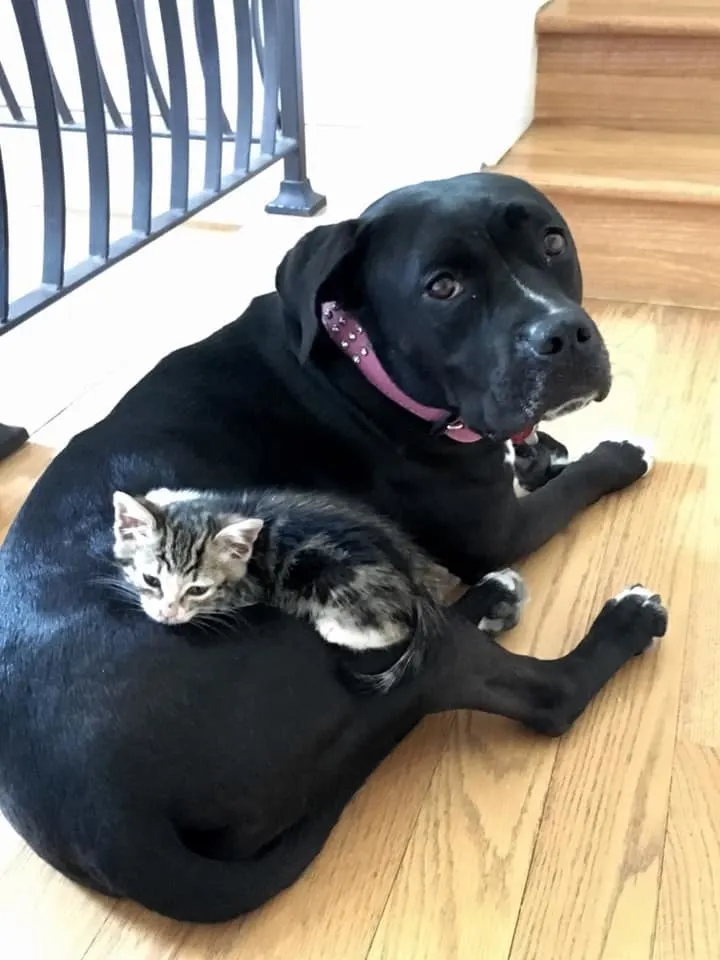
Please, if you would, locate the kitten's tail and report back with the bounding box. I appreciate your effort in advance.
[344,594,444,696]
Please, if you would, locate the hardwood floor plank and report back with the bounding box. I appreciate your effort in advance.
[653,743,720,960]
[507,306,715,960]
[0,443,54,543]
[365,714,559,960]
[675,356,720,747]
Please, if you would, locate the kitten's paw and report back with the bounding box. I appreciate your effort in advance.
[476,568,527,635]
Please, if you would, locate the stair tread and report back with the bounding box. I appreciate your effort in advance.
[497,126,720,204]
[539,0,720,37]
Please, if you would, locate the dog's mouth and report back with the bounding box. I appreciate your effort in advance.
[542,393,598,421]
[502,354,610,440]
[459,383,606,443]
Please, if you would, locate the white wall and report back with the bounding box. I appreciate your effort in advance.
[0,0,544,176]
[300,0,545,168]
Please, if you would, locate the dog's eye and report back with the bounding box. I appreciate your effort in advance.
[185,584,211,598]
[543,229,567,258]
[143,573,161,589]
[426,274,463,300]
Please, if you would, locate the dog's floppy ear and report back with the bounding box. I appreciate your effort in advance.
[275,219,362,363]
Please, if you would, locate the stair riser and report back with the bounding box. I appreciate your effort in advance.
[537,33,720,132]
[548,191,720,309]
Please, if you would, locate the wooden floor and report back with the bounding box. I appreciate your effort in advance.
[1,298,719,959]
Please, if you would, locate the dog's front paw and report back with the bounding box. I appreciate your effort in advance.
[476,568,527,634]
[600,584,668,656]
[513,430,570,493]
[584,436,654,494]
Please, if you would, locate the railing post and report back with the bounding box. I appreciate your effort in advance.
[265,0,325,216]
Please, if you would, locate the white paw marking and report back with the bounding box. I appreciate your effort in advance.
[314,616,406,651]
[481,568,526,596]
[613,585,656,604]
[611,585,664,647]
[476,569,528,631]
[513,480,530,499]
[505,442,531,498]
[605,434,655,477]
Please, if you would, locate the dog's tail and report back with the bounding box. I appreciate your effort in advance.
[89,802,342,923]
[344,594,444,696]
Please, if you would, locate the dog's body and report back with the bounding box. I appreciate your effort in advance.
[0,173,664,922]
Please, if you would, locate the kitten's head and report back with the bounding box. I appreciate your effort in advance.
[112,491,264,625]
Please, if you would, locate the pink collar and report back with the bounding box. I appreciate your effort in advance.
[320,302,532,445]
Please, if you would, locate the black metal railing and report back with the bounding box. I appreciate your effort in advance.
[0,0,324,334]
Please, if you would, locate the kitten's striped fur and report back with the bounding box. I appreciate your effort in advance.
[112,487,449,693]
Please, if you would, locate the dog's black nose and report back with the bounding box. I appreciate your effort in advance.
[525,314,596,357]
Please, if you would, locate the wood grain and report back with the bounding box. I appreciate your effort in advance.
[506,310,716,960]
[539,0,720,37]
[498,125,720,202]
[536,33,720,133]
[0,443,54,543]
[654,743,720,960]
[0,301,718,957]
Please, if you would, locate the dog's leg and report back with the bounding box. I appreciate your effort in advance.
[452,569,527,635]
[496,438,653,565]
[427,585,667,735]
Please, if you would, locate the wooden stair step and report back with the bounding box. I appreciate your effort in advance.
[536,0,720,132]
[539,0,720,38]
[496,125,720,309]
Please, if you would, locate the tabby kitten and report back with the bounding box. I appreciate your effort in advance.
[112,486,448,693]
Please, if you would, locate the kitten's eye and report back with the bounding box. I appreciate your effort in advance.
[185,584,211,598]
[543,229,567,259]
[143,573,161,589]
[425,273,462,300]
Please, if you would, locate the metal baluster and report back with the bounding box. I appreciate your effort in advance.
[259,0,279,157]
[135,0,172,130]
[83,0,126,130]
[232,0,253,173]
[0,60,25,122]
[66,0,110,260]
[11,0,66,287]
[115,0,152,236]
[158,0,189,212]
[0,144,9,322]
[193,0,223,193]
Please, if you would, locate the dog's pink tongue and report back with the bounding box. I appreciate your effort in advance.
[512,426,536,444]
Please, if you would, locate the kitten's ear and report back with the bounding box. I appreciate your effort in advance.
[214,517,264,562]
[113,491,159,541]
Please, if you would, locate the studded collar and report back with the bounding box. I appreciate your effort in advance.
[320,302,533,445]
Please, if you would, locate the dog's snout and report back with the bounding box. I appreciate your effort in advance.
[524,313,596,358]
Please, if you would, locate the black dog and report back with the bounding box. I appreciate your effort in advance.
[0,173,665,923]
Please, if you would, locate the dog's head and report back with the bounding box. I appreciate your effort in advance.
[276,172,610,441]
